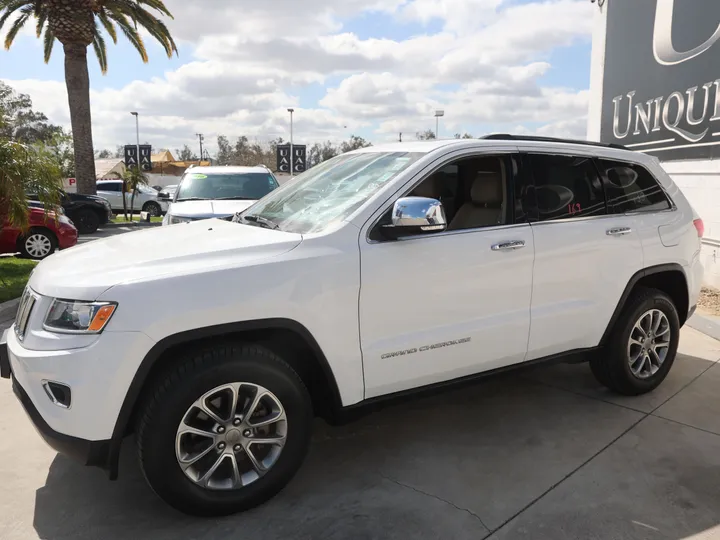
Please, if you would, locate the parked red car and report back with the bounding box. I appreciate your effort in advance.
[0,207,78,260]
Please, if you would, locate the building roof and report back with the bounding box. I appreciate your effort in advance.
[94,159,126,179]
[151,150,175,163]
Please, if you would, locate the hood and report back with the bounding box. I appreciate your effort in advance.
[169,199,256,219]
[29,219,302,300]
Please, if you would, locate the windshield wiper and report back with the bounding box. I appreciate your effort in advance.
[242,214,280,230]
[176,197,209,202]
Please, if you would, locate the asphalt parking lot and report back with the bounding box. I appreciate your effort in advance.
[1,322,720,539]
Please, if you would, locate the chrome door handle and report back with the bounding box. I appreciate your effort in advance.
[492,240,526,251]
[606,227,632,236]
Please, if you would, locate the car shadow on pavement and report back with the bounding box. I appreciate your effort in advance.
[31,353,720,540]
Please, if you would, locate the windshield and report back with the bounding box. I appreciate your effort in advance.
[238,151,423,234]
[176,172,279,201]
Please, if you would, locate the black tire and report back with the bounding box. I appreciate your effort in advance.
[18,227,58,260]
[142,201,161,217]
[136,343,313,517]
[590,287,680,396]
[74,209,101,234]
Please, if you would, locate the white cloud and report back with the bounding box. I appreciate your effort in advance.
[5,0,594,152]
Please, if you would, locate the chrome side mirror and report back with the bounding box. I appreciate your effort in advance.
[382,197,447,239]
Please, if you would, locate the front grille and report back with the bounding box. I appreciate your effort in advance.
[15,288,37,341]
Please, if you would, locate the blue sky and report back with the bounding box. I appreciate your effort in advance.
[1,0,594,154]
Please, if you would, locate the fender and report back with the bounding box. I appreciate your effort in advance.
[105,318,342,479]
[599,263,688,346]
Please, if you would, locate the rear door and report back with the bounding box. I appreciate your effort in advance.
[520,150,643,359]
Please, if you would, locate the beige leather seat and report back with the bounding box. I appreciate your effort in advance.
[411,175,439,198]
[448,171,504,230]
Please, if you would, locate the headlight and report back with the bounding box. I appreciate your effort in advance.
[168,215,192,225]
[58,214,72,225]
[44,299,117,333]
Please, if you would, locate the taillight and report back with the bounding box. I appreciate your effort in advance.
[693,218,704,238]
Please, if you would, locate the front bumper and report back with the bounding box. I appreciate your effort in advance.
[12,376,111,468]
[1,329,111,468]
[57,223,78,249]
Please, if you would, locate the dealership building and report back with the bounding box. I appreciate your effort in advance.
[587,0,720,287]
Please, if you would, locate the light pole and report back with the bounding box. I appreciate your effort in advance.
[195,133,204,162]
[434,110,445,139]
[287,108,294,177]
[130,112,140,168]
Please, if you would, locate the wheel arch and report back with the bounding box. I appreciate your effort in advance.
[16,226,58,254]
[105,318,342,479]
[600,263,690,346]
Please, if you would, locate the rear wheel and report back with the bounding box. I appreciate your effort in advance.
[136,343,313,517]
[74,209,100,234]
[142,201,161,217]
[590,287,680,395]
[19,228,57,260]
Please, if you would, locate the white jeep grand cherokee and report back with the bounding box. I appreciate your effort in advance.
[0,135,704,517]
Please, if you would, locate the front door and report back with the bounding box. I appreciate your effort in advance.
[359,152,534,398]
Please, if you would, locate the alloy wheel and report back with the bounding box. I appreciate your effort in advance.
[627,309,671,379]
[175,383,287,490]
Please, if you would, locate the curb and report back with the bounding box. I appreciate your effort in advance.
[0,297,20,324]
[687,312,720,342]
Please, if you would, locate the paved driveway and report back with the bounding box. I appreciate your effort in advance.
[1,325,720,539]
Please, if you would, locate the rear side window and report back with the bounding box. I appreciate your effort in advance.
[595,159,671,213]
[528,154,606,221]
[98,182,121,192]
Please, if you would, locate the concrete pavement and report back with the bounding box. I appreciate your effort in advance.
[1,325,720,539]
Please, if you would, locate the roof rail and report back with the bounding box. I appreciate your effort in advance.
[480,133,629,151]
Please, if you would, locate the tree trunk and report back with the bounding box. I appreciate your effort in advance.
[63,43,97,195]
[122,181,128,221]
[129,190,135,221]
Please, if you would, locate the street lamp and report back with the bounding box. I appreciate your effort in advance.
[287,108,294,177]
[130,112,140,169]
[434,110,445,139]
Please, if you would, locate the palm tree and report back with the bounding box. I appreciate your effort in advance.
[0,0,178,195]
[121,164,148,220]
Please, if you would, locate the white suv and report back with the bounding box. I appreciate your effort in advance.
[0,135,704,517]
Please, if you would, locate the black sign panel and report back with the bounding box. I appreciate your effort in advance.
[600,0,720,160]
[276,144,306,174]
[124,144,152,171]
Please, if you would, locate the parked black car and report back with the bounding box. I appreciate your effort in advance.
[28,191,114,234]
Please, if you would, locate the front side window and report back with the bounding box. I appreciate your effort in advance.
[595,159,671,213]
[528,154,606,221]
[176,172,279,201]
[239,152,424,234]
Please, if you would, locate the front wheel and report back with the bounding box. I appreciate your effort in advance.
[136,344,313,517]
[590,287,680,395]
[142,201,161,217]
[74,209,100,234]
[19,228,57,260]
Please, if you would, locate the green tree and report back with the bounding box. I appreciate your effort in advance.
[0,81,62,143]
[121,165,149,221]
[308,141,339,167]
[454,133,473,139]
[95,148,113,159]
[339,134,371,153]
[176,144,197,161]
[46,130,75,178]
[1,0,178,196]
[0,139,64,229]
[416,129,436,140]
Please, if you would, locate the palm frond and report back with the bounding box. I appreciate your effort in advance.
[3,9,29,49]
[92,25,108,73]
[0,0,28,33]
[97,8,117,43]
[109,10,148,62]
[42,25,54,63]
[124,8,176,57]
[34,5,47,37]
[137,0,173,19]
